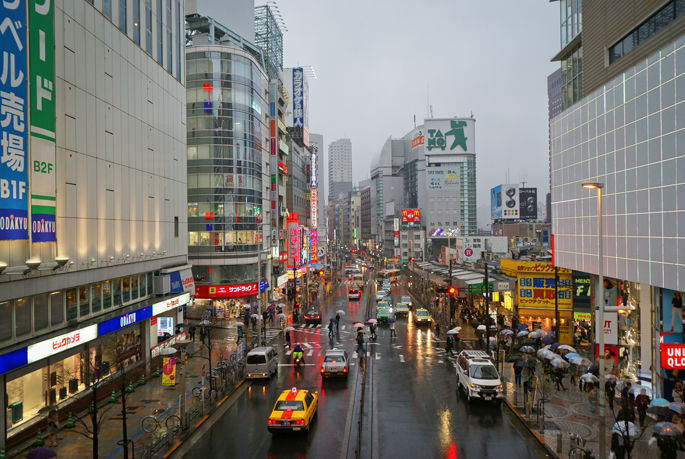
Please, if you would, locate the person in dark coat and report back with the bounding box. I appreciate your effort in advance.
[199,326,206,345]
[285,330,291,349]
[189,326,196,342]
[605,379,616,412]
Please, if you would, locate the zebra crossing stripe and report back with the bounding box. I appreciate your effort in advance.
[375,353,381,360]
[399,355,404,362]
[286,350,292,356]
[342,325,346,330]
[302,342,312,349]
[306,350,313,356]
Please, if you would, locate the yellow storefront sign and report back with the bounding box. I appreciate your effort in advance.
[162,357,177,386]
[502,259,573,319]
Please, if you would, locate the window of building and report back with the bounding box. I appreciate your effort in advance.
[141,272,147,295]
[15,298,31,337]
[176,0,181,81]
[113,279,121,307]
[79,285,90,318]
[175,216,179,237]
[145,0,152,55]
[50,291,64,326]
[103,0,112,19]
[147,272,153,295]
[118,0,127,32]
[102,280,112,309]
[33,293,49,332]
[123,276,131,303]
[132,275,139,301]
[166,0,172,74]
[66,288,77,321]
[156,0,163,65]
[0,301,10,341]
[133,0,140,44]
[92,283,102,314]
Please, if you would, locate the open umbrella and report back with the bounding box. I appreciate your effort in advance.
[517,324,529,330]
[25,448,57,459]
[387,318,396,323]
[612,421,639,438]
[650,398,670,407]
[447,329,460,335]
[520,346,535,354]
[477,325,487,331]
[653,422,685,436]
[541,336,555,345]
[329,317,338,323]
[517,330,529,337]
[521,338,536,345]
[528,331,542,339]
[669,402,685,414]
[569,356,593,366]
[357,329,369,334]
[277,303,286,308]
[550,342,562,350]
[628,385,653,397]
[507,355,523,362]
[564,352,581,360]
[251,314,261,319]
[557,345,576,352]
[580,373,599,383]
[516,360,531,367]
[277,313,286,319]
[367,318,378,324]
[545,353,562,361]
[234,321,245,327]
[267,304,275,311]
[551,359,570,369]
[353,323,365,329]
[160,347,177,355]
[283,326,295,332]
[336,310,346,315]
[648,406,676,417]
[500,329,514,335]
[537,348,553,357]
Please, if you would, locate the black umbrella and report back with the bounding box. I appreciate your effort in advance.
[329,317,338,323]
[541,336,555,345]
[25,449,57,459]
[521,338,536,345]
[648,406,676,417]
[507,355,523,363]
[588,365,600,372]
[550,342,562,350]
[516,361,531,367]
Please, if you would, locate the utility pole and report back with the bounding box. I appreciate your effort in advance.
[554,266,560,337]
[483,257,489,317]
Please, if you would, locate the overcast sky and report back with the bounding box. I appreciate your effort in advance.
[275,0,560,213]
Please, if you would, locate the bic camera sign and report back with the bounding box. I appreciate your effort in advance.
[424,119,475,155]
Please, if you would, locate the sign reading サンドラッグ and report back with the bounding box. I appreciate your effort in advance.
[423,118,475,155]
[0,0,29,240]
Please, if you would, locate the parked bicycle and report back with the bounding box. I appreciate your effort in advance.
[568,433,595,459]
[142,414,182,434]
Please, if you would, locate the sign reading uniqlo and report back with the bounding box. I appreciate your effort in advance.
[661,344,685,369]
[0,0,29,240]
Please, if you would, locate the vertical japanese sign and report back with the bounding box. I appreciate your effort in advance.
[162,357,177,386]
[29,0,56,241]
[0,0,29,240]
[310,229,317,263]
[292,68,303,127]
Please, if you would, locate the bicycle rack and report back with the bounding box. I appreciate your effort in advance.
[536,398,549,434]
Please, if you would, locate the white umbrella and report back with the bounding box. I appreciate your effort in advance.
[520,346,535,354]
[336,310,346,315]
[283,326,295,332]
[528,331,542,339]
[251,314,261,319]
[160,347,177,355]
[580,373,599,383]
[557,345,576,352]
[477,325,487,331]
[545,353,562,361]
[277,313,286,318]
[234,322,245,327]
[628,385,653,397]
[569,356,592,366]
[447,329,460,335]
[277,303,286,308]
[551,359,570,369]
[612,421,639,438]
[537,348,553,357]
[517,330,529,337]
[500,329,514,335]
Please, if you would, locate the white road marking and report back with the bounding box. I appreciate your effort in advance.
[367,352,371,357]
[306,350,313,357]
[375,353,381,360]
[438,360,444,364]
[353,352,358,358]
[399,355,405,362]
[350,362,355,366]
[316,324,321,328]
[342,325,346,330]
[392,345,402,349]
[286,350,292,356]
[302,342,312,348]
[278,363,316,366]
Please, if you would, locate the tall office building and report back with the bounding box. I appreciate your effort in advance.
[550,0,685,399]
[0,0,189,446]
[547,68,562,223]
[328,138,353,201]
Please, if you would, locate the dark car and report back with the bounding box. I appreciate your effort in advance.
[304,309,322,324]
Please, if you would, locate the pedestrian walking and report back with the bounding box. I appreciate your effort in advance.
[435,322,441,338]
[611,431,626,459]
[587,382,598,413]
[673,381,683,403]
[605,379,616,411]
[199,326,206,345]
[620,382,636,422]
[251,316,257,332]
[189,326,196,342]
[285,330,291,349]
[445,334,454,355]
[522,366,531,394]
[554,367,567,391]
[328,320,334,338]
[635,388,651,428]
[514,362,523,386]
[335,313,341,332]
[236,326,243,344]
[389,321,396,338]
[652,433,679,459]
[46,408,59,447]
[356,333,366,356]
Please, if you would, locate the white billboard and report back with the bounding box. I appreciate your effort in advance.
[456,236,508,262]
[424,118,476,155]
[500,184,520,220]
[426,165,460,190]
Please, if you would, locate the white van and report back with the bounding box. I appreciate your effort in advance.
[456,350,503,403]
[246,347,278,379]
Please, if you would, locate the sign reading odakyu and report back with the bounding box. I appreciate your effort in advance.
[424,118,476,155]
[0,0,29,240]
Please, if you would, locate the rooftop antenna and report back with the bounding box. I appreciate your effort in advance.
[414,115,416,128]
[430,105,434,118]
[427,84,429,119]
[520,173,528,188]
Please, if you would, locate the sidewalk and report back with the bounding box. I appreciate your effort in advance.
[500,364,685,459]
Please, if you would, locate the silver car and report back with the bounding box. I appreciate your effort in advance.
[320,349,349,378]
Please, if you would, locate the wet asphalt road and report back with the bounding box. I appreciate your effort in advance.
[182,271,548,459]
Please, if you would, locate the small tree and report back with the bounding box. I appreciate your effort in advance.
[609,388,655,459]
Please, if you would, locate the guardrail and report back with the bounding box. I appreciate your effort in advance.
[355,276,373,458]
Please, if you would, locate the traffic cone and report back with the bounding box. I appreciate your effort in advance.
[139,374,146,386]
[155,366,160,378]
[66,412,74,428]
[35,428,43,447]
[127,381,134,393]
[110,389,116,403]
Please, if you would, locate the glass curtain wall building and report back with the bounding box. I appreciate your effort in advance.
[186,20,269,286]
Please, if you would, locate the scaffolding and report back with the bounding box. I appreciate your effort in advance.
[254,4,284,80]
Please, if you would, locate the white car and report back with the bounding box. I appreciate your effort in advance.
[400,295,412,307]
[320,349,349,378]
[376,290,387,301]
[456,350,503,403]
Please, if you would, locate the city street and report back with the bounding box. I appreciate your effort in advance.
[179,273,548,459]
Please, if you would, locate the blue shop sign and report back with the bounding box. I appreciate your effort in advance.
[0,348,28,375]
[259,279,269,293]
[98,306,153,336]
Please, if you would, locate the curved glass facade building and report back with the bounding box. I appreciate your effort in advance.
[186,45,269,285]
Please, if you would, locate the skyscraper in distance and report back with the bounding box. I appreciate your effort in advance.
[328,138,353,202]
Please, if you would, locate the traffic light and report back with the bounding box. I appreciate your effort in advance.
[447,286,456,295]
[318,270,324,276]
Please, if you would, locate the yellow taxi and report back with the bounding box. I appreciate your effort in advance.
[414,308,432,325]
[267,388,318,433]
[395,302,410,316]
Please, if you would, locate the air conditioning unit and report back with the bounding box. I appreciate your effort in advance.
[523,237,531,244]
[154,275,171,295]
[514,236,522,245]
[531,238,539,244]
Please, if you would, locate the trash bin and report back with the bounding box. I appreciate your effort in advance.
[9,401,22,424]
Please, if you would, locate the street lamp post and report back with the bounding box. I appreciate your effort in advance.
[582,182,605,459]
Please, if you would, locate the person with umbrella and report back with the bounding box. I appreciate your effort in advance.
[514,358,523,386]
[285,329,291,349]
[356,331,366,357]
[635,388,651,428]
[236,324,244,344]
[554,365,567,391]
[200,325,206,344]
[620,382,636,422]
[189,325,196,342]
[335,312,341,332]
[445,332,454,355]
[476,327,484,350]
[650,423,681,459]
[389,319,397,338]
[328,319,335,338]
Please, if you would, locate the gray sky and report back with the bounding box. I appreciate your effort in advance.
[276,0,560,213]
